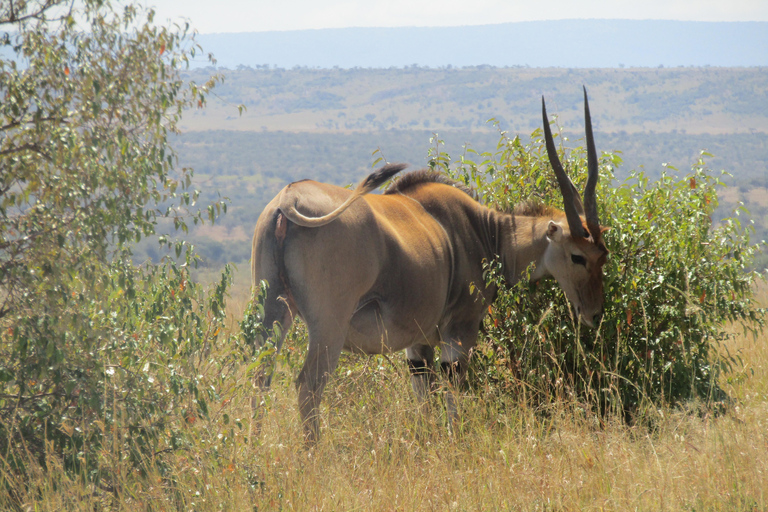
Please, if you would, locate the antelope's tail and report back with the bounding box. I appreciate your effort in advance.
[282,163,407,228]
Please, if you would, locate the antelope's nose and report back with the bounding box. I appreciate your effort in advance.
[592,310,603,326]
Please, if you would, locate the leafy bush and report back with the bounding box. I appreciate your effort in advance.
[434,126,765,417]
[0,0,245,497]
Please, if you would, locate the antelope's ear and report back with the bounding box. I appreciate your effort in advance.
[546,221,565,242]
[600,226,611,233]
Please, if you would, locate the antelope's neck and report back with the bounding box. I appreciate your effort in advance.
[486,210,552,285]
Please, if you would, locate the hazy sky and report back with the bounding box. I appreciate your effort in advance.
[144,0,768,33]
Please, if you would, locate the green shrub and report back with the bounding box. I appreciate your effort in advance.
[0,0,244,497]
[0,251,232,470]
[435,126,765,417]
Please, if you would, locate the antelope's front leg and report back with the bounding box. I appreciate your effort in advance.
[406,344,436,402]
[439,329,474,434]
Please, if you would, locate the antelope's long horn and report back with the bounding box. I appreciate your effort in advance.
[542,96,588,239]
[582,86,602,244]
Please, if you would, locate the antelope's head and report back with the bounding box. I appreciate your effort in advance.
[540,88,609,327]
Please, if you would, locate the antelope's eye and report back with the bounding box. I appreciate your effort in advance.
[571,254,586,266]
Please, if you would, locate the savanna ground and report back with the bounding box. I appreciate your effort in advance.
[7,282,767,512]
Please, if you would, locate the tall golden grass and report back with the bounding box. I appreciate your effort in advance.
[3,286,766,511]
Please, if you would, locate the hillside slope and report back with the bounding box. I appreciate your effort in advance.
[183,66,768,136]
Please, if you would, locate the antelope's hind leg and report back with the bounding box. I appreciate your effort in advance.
[295,318,348,445]
[253,292,295,391]
[250,288,296,438]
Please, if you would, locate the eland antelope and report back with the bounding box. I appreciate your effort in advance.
[250,88,609,443]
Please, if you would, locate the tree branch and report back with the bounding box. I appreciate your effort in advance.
[0,0,71,26]
[0,142,54,161]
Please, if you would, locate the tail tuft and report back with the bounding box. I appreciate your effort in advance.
[360,163,408,193]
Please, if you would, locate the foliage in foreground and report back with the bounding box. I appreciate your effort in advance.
[433,125,765,416]
[0,0,242,496]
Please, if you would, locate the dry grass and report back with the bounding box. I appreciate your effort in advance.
[4,290,768,511]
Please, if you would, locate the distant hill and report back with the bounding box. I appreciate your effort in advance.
[196,20,768,69]
[181,66,768,136]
